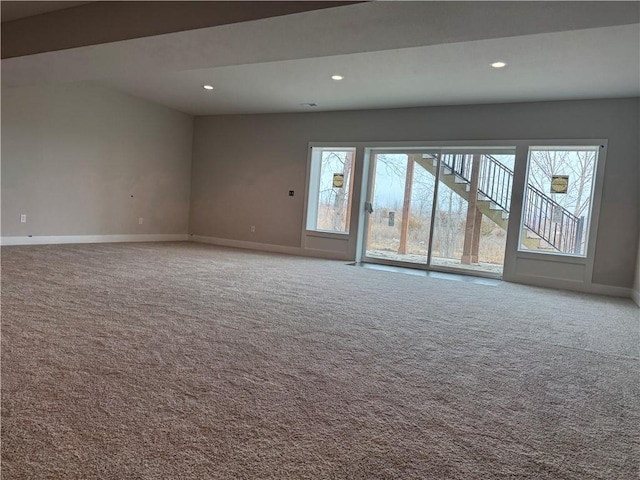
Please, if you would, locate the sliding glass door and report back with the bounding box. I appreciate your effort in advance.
[362,148,515,277]
[363,151,437,265]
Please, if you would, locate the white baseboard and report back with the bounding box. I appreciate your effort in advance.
[190,235,303,256]
[507,272,633,299]
[1,234,189,246]
[299,248,352,260]
[7,233,636,302]
[590,283,633,299]
[632,288,640,307]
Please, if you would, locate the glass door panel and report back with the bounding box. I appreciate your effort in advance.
[430,152,515,276]
[361,148,515,277]
[364,152,437,265]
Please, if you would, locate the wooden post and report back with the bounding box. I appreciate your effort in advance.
[398,157,415,254]
[471,209,482,263]
[461,154,481,264]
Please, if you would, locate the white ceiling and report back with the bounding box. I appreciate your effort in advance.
[99,24,640,115]
[2,1,639,115]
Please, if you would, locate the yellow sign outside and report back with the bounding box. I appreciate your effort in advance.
[333,173,345,188]
[550,175,569,194]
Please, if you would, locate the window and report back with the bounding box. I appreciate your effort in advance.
[519,146,599,257]
[306,147,355,234]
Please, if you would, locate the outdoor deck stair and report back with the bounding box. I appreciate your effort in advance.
[413,153,584,254]
[415,155,510,231]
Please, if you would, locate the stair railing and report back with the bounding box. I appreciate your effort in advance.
[440,153,512,211]
[522,184,585,254]
[439,153,584,254]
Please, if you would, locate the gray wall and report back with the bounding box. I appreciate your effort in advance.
[191,98,639,289]
[635,238,640,304]
[636,111,640,303]
[2,83,193,237]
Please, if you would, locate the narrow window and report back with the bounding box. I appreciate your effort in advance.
[520,146,599,257]
[306,147,356,234]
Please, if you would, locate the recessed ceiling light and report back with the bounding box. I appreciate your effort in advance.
[490,62,507,69]
[203,85,214,90]
[331,75,344,81]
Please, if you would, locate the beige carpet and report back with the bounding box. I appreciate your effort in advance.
[1,242,638,479]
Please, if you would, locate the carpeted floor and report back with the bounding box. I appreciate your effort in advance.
[1,242,638,479]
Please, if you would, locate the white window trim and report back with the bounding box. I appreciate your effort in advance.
[304,146,357,235]
[517,144,603,259]
[301,139,608,291]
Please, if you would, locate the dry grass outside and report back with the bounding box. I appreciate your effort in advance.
[315,204,350,233]
[366,213,507,266]
[315,206,508,267]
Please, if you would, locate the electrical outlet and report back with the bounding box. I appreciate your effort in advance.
[250,226,255,233]
[20,214,27,223]
[138,217,144,225]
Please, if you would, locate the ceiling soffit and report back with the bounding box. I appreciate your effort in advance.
[1,1,363,59]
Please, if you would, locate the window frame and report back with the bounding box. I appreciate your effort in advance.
[517,144,603,259]
[305,146,357,235]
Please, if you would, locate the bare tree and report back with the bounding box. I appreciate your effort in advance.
[319,151,353,231]
[434,187,465,258]
[528,149,595,217]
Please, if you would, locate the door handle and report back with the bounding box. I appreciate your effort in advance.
[365,202,374,214]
